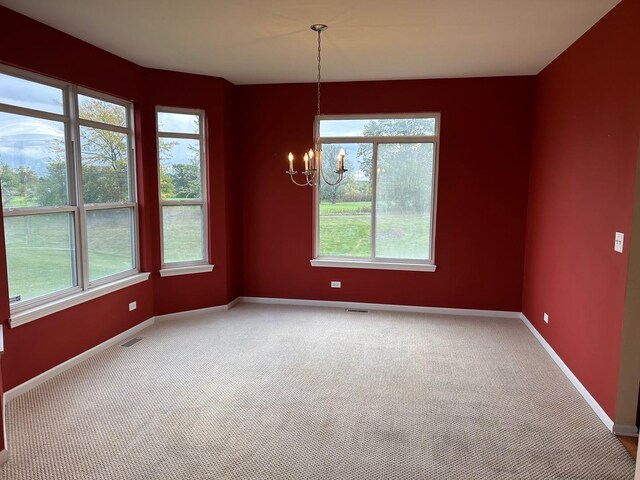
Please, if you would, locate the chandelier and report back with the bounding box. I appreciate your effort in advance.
[287,24,347,187]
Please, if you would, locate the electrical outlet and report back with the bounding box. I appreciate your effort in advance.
[331,281,341,288]
[129,301,137,311]
[543,312,549,324]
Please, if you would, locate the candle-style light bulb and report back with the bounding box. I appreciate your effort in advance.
[288,152,294,173]
[303,152,309,172]
[338,148,346,171]
[308,149,314,169]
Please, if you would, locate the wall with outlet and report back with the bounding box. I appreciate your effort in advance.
[0,6,241,390]
[239,76,534,311]
[0,0,639,437]
[522,0,640,419]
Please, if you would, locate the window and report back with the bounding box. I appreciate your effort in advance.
[312,114,439,271]
[0,67,141,318]
[156,108,210,275]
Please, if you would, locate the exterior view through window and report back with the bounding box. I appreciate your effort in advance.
[317,115,439,266]
[0,68,138,309]
[156,108,208,266]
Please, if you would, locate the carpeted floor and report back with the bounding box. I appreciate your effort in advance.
[0,304,636,479]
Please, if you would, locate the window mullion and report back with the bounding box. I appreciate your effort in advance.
[77,118,129,134]
[371,141,378,260]
[70,85,90,292]
[199,120,208,263]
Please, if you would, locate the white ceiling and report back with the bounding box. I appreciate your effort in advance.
[1,0,621,85]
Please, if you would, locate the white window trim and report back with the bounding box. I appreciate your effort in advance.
[9,272,150,328]
[310,259,437,272]
[312,113,440,272]
[156,106,211,275]
[0,65,142,317]
[159,264,214,277]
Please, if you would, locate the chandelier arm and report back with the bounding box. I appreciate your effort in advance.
[306,170,318,186]
[289,173,313,187]
[318,164,344,186]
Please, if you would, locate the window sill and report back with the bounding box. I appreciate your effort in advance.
[159,264,214,277]
[310,259,437,272]
[9,272,151,328]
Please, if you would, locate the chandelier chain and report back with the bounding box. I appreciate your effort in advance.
[317,29,322,116]
[287,24,346,187]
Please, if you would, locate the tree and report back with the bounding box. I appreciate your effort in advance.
[319,144,344,204]
[33,98,131,206]
[319,144,372,205]
[159,165,176,200]
[36,159,68,206]
[356,118,434,213]
[78,99,129,203]
[0,162,19,206]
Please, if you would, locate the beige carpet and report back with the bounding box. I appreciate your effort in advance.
[0,304,636,479]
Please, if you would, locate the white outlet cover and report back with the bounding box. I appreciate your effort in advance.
[129,301,137,311]
[331,281,341,288]
[543,312,549,324]
[614,232,624,253]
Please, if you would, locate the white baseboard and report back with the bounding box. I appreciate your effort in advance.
[518,313,631,434]
[239,296,521,319]
[4,317,155,403]
[0,449,7,465]
[154,297,241,323]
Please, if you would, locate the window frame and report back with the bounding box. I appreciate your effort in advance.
[155,106,211,273]
[312,113,440,272]
[0,65,142,319]
[75,87,140,287]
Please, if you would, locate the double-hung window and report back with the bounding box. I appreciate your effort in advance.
[0,67,141,324]
[312,114,439,271]
[156,108,211,276]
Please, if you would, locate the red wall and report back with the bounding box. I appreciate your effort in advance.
[0,6,154,391]
[522,0,640,418]
[1,0,637,439]
[238,78,534,311]
[141,69,240,315]
[0,6,239,390]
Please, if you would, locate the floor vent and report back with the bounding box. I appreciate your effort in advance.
[346,309,369,313]
[121,338,142,347]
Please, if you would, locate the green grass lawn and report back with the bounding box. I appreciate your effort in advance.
[319,201,430,259]
[5,200,427,303]
[4,211,137,302]
[5,208,204,303]
[5,214,79,301]
[162,206,204,263]
[318,201,371,215]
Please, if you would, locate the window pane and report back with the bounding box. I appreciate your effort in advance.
[0,111,69,208]
[0,72,64,114]
[4,213,76,302]
[80,126,130,203]
[87,208,134,281]
[78,94,127,127]
[375,143,433,260]
[158,138,202,200]
[320,117,436,138]
[157,111,200,134]
[162,205,203,263]
[319,143,372,257]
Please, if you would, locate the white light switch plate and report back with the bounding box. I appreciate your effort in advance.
[614,232,624,253]
[331,281,341,288]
